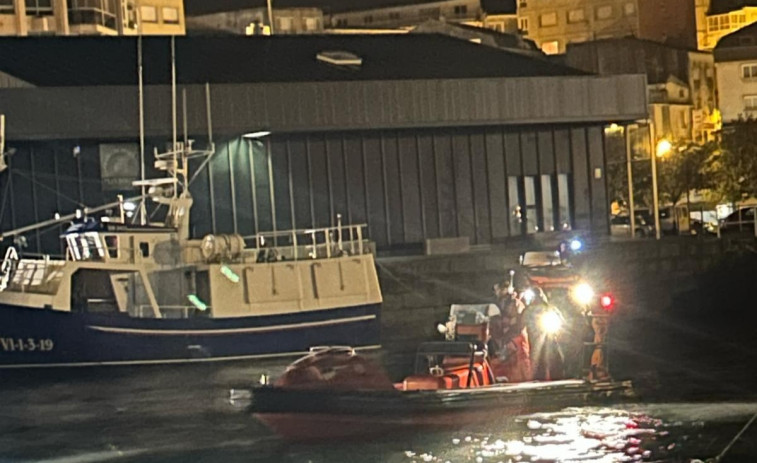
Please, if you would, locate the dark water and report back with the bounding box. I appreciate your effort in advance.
[1,360,756,463]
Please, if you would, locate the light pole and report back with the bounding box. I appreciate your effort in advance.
[649,125,671,241]
[625,124,636,238]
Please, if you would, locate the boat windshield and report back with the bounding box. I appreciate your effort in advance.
[521,251,562,267]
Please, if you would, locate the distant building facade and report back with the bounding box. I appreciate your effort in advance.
[325,0,517,34]
[187,7,324,35]
[565,38,718,142]
[0,0,185,36]
[696,0,757,50]
[714,23,757,122]
[518,0,696,55]
[410,19,542,56]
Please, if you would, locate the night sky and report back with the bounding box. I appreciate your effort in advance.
[185,0,451,15]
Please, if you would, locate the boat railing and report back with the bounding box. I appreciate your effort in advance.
[136,305,206,319]
[0,246,19,292]
[244,221,369,262]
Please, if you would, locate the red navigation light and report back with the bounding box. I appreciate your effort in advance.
[600,294,615,311]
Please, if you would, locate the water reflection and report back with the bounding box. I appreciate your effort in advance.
[389,407,696,463]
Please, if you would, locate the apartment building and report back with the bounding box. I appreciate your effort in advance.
[187,7,324,35]
[696,0,757,50]
[0,0,185,36]
[518,0,696,55]
[565,37,718,142]
[328,0,484,29]
[713,22,757,122]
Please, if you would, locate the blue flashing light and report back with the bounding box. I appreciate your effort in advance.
[569,239,583,252]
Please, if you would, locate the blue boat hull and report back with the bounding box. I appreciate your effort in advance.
[0,303,381,368]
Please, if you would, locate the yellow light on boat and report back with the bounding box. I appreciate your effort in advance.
[220,265,240,283]
[539,310,562,335]
[188,294,208,311]
[571,282,595,306]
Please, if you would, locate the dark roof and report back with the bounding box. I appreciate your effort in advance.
[708,0,757,15]
[185,0,458,15]
[713,22,757,60]
[481,0,516,15]
[0,35,584,87]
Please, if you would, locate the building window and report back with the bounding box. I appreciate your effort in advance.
[454,4,467,15]
[541,175,555,232]
[336,18,347,27]
[518,17,528,32]
[277,16,292,30]
[69,0,118,29]
[595,5,613,20]
[741,63,757,79]
[707,16,718,31]
[0,0,14,12]
[567,8,585,23]
[305,17,318,31]
[744,95,757,110]
[623,2,636,16]
[719,15,730,30]
[388,12,399,20]
[541,40,559,54]
[25,0,53,15]
[140,5,157,22]
[363,15,373,24]
[558,174,572,230]
[508,177,521,236]
[524,176,538,234]
[539,11,557,27]
[161,6,179,24]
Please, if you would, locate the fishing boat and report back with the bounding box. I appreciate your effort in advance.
[0,140,382,368]
[245,304,633,441]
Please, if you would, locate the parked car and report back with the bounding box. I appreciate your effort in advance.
[610,214,654,237]
[719,207,756,234]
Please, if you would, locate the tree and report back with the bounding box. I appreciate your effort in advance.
[710,119,757,203]
[656,141,717,206]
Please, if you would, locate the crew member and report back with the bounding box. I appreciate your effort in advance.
[490,280,532,383]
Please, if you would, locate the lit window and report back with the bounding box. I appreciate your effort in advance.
[623,2,635,16]
[568,8,585,23]
[305,17,318,31]
[595,5,613,20]
[140,5,157,22]
[744,95,757,110]
[25,0,52,15]
[161,7,179,24]
[519,17,529,32]
[277,16,292,30]
[541,40,559,54]
[719,15,730,29]
[708,17,718,31]
[540,12,557,27]
[741,63,757,79]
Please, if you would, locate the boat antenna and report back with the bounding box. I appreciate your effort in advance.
[171,35,178,198]
[137,25,146,225]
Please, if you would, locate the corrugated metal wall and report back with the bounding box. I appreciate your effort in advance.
[0,124,609,253]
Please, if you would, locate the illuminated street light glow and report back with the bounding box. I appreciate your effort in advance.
[122,201,137,212]
[569,239,583,251]
[656,139,672,158]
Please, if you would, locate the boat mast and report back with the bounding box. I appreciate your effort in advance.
[171,35,178,198]
[138,24,146,225]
